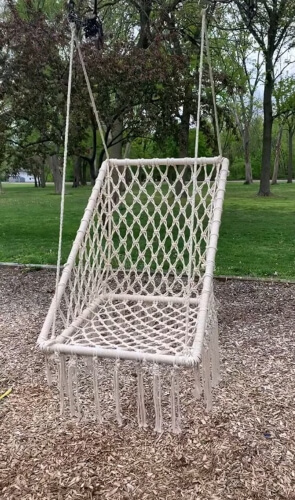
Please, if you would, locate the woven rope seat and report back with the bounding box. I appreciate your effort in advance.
[39,157,228,368]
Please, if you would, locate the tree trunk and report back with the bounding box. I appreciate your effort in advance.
[109,117,124,204]
[34,174,38,187]
[258,56,274,196]
[89,159,96,186]
[40,162,46,188]
[137,0,152,49]
[94,155,98,179]
[81,160,87,185]
[243,125,253,184]
[124,142,132,185]
[0,181,3,194]
[287,128,293,183]
[98,148,106,172]
[49,155,62,194]
[109,118,123,160]
[72,156,81,188]
[271,126,283,184]
[89,117,97,185]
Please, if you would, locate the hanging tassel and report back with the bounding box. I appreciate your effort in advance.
[113,359,122,425]
[93,356,103,423]
[58,354,67,415]
[202,346,212,412]
[211,316,220,388]
[86,357,93,373]
[74,356,81,419]
[60,354,68,395]
[137,362,147,428]
[68,356,76,417]
[194,363,202,400]
[153,364,162,433]
[45,355,52,387]
[171,366,181,434]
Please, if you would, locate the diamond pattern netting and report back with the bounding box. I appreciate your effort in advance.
[52,159,222,360]
[68,299,199,356]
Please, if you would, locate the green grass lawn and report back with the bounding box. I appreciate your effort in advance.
[0,181,294,279]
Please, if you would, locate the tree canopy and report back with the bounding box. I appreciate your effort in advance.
[1,0,295,192]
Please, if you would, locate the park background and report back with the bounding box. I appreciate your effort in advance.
[0,0,295,280]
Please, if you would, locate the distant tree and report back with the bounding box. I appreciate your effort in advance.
[272,77,295,183]
[234,0,295,194]
[212,19,263,184]
[204,0,295,194]
[0,0,188,190]
[0,2,71,193]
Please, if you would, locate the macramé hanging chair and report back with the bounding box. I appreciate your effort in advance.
[38,9,229,433]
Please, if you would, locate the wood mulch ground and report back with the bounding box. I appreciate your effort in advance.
[1,267,295,500]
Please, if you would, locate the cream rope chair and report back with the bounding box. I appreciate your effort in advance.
[38,10,229,432]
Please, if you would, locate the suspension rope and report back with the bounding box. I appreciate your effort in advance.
[194,9,206,160]
[52,24,76,336]
[186,9,222,339]
[75,36,109,160]
[52,25,110,334]
[194,9,221,158]
[204,19,222,156]
[185,9,207,342]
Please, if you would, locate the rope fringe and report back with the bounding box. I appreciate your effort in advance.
[153,364,162,433]
[137,362,147,428]
[51,336,219,428]
[211,315,220,387]
[194,363,202,400]
[93,357,103,423]
[113,360,122,425]
[45,355,52,387]
[68,356,76,417]
[74,356,81,419]
[171,367,181,434]
[202,347,212,412]
[58,354,66,415]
